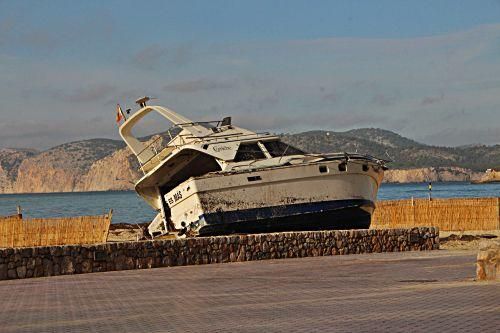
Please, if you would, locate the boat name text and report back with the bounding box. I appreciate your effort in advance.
[167,191,183,206]
[212,145,232,153]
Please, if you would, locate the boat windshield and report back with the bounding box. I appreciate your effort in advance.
[234,143,267,162]
[263,141,305,157]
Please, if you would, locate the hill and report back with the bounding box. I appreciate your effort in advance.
[0,148,38,193]
[0,139,125,193]
[282,129,500,171]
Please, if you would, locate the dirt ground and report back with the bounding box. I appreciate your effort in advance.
[107,224,499,251]
[107,223,149,242]
[440,230,500,250]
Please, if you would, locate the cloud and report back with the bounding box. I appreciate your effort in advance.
[163,78,236,93]
[0,19,15,47]
[53,83,116,103]
[3,22,500,148]
[230,106,383,133]
[421,92,444,106]
[132,44,167,70]
[417,127,500,147]
[0,116,117,150]
[232,92,281,114]
[321,90,340,103]
[233,113,296,131]
[169,44,193,66]
[302,112,384,129]
[132,43,193,70]
[371,93,396,106]
[22,30,59,51]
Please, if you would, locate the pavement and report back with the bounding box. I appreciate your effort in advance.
[0,250,498,333]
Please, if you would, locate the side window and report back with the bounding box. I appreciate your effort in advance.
[263,141,305,157]
[233,143,266,162]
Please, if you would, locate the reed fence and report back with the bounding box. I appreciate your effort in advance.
[0,210,112,248]
[372,197,500,231]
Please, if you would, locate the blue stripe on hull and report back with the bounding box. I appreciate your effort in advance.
[197,199,374,236]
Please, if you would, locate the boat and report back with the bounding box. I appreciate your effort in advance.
[119,97,387,237]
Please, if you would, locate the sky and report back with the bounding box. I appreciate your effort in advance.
[1,0,500,149]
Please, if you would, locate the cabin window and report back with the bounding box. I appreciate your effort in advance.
[262,141,305,157]
[234,143,266,162]
[319,165,328,173]
[362,164,369,172]
[338,162,347,172]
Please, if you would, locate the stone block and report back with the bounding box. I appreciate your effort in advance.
[21,248,33,258]
[26,258,36,270]
[81,260,92,273]
[43,259,54,276]
[34,265,44,277]
[476,240,499,281]
[0,264,7,280]
[61,256,74,274]
[7,269,17,279]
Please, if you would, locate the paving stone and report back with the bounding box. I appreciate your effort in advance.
[0,250,497,333]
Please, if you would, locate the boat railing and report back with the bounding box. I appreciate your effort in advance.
[136,137,163,167]
[136,126,277,173]
[317,152,390,165]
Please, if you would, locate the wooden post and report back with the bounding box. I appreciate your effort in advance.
[411,197,415,227]
[497,197,499,230]
[104,209,113,243]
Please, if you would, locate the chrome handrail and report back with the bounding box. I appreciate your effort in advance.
[136,136,162,158]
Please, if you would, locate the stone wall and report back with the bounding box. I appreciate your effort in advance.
[0,228,439,280]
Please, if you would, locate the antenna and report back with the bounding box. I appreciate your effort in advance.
[384,151,394,162]
[135,96,152,108]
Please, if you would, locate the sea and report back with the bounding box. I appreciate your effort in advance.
[0,182,499,224]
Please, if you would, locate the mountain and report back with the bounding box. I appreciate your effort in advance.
[1,139,125,193]
[281,129,500,171]
[0,128,498,193]
[0,148,38,193]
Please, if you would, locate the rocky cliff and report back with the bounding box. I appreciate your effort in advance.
[473,170,500,184]
[383,167,483,183]
[0,148,38,193]
[8,139,125,193]
[76,148,141,192]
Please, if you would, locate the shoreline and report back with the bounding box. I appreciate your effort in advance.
[2,180,499,196]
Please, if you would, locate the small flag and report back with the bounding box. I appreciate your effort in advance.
[116,104,124,123]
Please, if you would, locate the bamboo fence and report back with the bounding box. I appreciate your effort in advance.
[372,197,500,231]
[0,210,112,248]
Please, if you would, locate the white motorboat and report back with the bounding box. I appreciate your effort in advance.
[119,97,387,237]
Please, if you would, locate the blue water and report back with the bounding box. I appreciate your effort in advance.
[378,182,500,201]
[0,182,498,224]
[0,191,156,224]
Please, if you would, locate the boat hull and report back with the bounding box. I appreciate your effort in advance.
[164,160,384,236]
[198,199,374,236]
